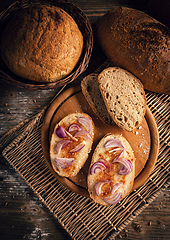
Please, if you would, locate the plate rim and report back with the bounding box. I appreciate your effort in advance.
[41,85,159,197]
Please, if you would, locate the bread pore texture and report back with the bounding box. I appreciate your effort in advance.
[1,5,83,83]
[81,73,114,125]
[98,67,146,131]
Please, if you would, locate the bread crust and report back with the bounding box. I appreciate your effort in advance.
[1,5,83,83]
[97,7,170,95]
[88,133,135,206]
[50,113,94,177]
[81,73,114,125]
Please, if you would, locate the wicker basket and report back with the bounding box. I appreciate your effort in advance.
[0,0,93,90]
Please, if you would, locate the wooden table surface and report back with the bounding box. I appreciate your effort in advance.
[0,0,170,239]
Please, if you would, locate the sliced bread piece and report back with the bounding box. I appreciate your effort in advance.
[50,113,94,177]
[98,67,146,131]
[81,73,113,124]
[87,133,135,206]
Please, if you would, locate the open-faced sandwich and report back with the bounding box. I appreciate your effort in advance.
[88,133,135,206]
[50,113,94,177]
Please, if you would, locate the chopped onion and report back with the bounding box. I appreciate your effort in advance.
[55,126,66,138]
[104,138,124,151]
[103,182,123,205]
[110,182,123,194]
[112,158,133,175]
[55,157,74,168]
[103,192,122,205]
[78,117,92,132]
[56,140,71,154]
[74,130,92,141]
[64,129,78,141]
[90,159,111,175]
[68,123,82,132]
[100,159,112,173]
[90,161,107,175]
[70,142,85,153]
[94,180,110,196]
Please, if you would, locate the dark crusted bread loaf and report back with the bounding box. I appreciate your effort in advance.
[97,7,170,95]
[98,67,146,132]
[81,73,114,125]
[1,5,83,83]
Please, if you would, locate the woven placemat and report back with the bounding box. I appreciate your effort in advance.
[0,74,170,240]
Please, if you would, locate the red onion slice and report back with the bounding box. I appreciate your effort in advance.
[55,126,66,138]
[90,159,111,175]
[94,180,110,196]
[68,123,82,132]
[103,192,122,205]
[103,182,123,205]
[74,130,92,141]
[90,161,107,175]
[55,157,74,168]
[70,142,85,153]
[78,117,92,132]
[112,158,133,175]
[110,182,123,194]
[64,129,78,141]
[104,139,124,151]
[56,140,71,154]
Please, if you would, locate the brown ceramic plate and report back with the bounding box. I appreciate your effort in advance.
[41,85,159,197]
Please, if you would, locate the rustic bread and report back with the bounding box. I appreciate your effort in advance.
[88,133,135,206]
[98,67,146,132]
[81,73,114,125]
[97,7,170,95]
[1,5,83,83]
[50,113,94,177]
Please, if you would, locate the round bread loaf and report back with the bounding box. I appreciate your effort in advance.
[1,5,83,83]
[97,7,170,95]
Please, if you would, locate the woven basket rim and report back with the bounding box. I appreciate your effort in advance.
[0,0,93,90]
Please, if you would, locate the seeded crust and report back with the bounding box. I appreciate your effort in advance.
[88,134,135,206]
[97,7,170,95]
[1,5,83,83]
[50,113,94,177]
[98,67,146,132]
[81,73,114,125]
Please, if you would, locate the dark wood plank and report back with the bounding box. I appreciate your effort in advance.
[1,0,170,239]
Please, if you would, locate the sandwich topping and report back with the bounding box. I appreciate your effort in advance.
[89,138,133,205]
[53,116,93,170]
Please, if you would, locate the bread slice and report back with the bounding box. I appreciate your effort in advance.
[81,73,113,124]
[87,134,135,206]
[98,67,146,131]
[50,113,94,177]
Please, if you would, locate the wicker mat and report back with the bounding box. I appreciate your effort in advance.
[0,85,170,240]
